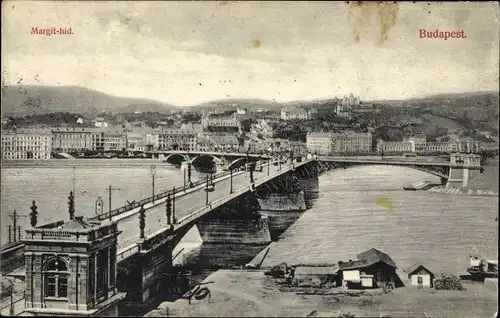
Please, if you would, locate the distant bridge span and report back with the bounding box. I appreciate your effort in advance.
[317,154,482,186]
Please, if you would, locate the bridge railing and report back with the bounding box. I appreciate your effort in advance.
[117,244,140,262]
[116,159,308,260]
[92,169,237,221]
[174,160,308,229]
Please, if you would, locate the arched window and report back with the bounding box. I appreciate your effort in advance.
[44,257,69,298]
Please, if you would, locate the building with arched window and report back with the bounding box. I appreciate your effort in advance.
[43,257,69,299]
[22,216,126,316]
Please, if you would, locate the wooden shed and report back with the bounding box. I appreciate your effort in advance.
[293,265,339,287]
[405,264,435,288]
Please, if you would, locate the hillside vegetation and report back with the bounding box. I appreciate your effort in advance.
[1,85,177,116]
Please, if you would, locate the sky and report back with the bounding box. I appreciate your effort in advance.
[1,1,499,106]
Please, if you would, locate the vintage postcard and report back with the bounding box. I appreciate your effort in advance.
[1,1,498,317]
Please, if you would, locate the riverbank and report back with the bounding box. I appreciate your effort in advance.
[144,269,497,317]
[1,158,167,168]
[428,186,498,197]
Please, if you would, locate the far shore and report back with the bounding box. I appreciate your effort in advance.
[1,158,169,168]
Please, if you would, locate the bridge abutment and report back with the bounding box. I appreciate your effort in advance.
[258,192,306,240]
[195,193,272,245]
[446,154,482,188]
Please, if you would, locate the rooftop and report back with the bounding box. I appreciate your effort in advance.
[356,248,397,268]
[338,259,369,270]
[404,264,436,276]
[295,265,339,275]
[59,216,94,230]
[52,127,105,133]
[210,135,240,145]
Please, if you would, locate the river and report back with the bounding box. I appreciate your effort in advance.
[0,160,212,246]
[1,159,498,277]
[177,160,499,277]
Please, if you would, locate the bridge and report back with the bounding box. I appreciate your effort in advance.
[149,150,273,171]
[0,152,483,315]
[316,153,482,188]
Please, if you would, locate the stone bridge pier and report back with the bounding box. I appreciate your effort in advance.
[196,193,271,245]
[446,153,482,188]
[256,166,309,240]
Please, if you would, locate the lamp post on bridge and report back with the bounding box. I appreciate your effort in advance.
[151,165,156,203]
[8,209,28,243]
[106,185,122,219]
[246,150,250,170]
[205,177,209,206]
[230,168,233,194]
[172,186,176,224]
[249,161,255,184]
[267,154,270,176]
[183,165,187,188]
[187,162,193,187]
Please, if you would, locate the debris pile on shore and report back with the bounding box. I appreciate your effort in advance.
[264,262,289,278]
[435,274,466,291]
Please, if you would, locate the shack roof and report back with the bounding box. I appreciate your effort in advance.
[294,265,339,276]
[356,248,397,268]
[338,260,368,270]
[404,264,435,277]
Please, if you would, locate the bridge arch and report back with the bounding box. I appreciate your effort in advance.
[191,154,223,166]
[321,161,450,181]
[227,157,247,171]
[164,153,189,165]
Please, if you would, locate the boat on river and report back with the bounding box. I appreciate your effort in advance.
[467,257,498,280]
[403,184,417,191]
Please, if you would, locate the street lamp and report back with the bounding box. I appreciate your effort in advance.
[267,157,270,176]
[250,162,255,183]
[230,169,233,194]
[205,177,209,205]
[151,165,156,203]
[183,165,187,188]
[187,162,193,187]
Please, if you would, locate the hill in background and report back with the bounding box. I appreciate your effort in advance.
[1,85,498,136]
[1,85,178,117]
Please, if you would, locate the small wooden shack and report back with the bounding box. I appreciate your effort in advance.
[338,248,402,289]
[405,264,435,288]
[293,265,339,287]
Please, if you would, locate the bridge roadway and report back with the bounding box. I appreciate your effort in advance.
[318,156,452,166]
[147,150,272,158]
[114,160,287,253]
[116,159,310,261]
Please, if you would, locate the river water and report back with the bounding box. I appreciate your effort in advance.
[1,160,498,277]
[177,161,499,277]
[0,160,212,245]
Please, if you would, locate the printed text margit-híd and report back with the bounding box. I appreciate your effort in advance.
[31,27,73,36]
